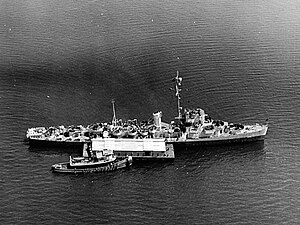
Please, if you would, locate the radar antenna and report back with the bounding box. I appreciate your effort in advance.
[111,99,117,126]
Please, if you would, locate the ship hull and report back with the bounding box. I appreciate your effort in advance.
[28,138,87,149]
[167,126,268,147]
[168,134,265,147]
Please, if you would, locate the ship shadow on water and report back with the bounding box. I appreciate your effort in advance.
[169,141,267,179]
[131,159,174,169]
[28,145,83,156]
[174,141,266,164]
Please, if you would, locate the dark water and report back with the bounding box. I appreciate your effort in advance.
[1,0,300,224]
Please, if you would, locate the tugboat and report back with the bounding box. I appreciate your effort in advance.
[165,71,268,146]
[51,144,132,174]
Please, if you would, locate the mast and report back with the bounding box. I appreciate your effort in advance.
[111,99,117,126]
[174,71,183,119]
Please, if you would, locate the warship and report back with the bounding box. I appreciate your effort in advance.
[26,72,268,151]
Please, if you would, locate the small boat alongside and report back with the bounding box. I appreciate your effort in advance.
[51,144,132,174]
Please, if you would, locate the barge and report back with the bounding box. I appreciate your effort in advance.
[91,138,175,161]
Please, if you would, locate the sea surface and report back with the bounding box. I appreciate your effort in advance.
[1,0,300,224]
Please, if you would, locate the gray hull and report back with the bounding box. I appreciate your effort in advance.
[51,158,132,174]
[28,138,87,149]
[167,126,268,147]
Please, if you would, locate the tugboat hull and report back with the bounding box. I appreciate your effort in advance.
[51,157,132,174]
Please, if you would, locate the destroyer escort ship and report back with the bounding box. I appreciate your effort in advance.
[25,72,268,151]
